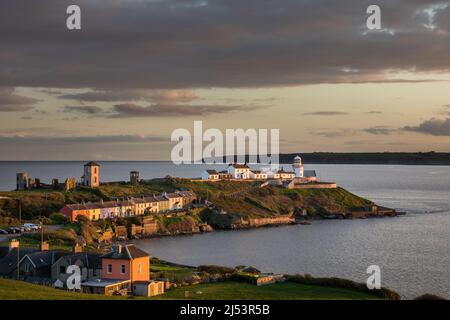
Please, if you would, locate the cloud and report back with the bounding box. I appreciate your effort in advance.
[2,1,450,89]
[303,111,349,116]
[110,103,263,118]
[63,105,104,115]
[310,128,357,138]
[366,111,383,114]
[403,118,450,136]
[0,134,167,144]
[363,126,396,135]
[0,87,39,112]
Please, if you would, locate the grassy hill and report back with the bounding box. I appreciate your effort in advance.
[0,278,384,300]
[0,278,125,300]
[0,178,372,220]
[155,281,384,300]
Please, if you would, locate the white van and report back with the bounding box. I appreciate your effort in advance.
[23,223,40,231]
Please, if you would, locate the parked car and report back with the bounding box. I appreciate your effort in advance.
[6,227,22,234]
[23,223,40,231]
[0,229,8,235]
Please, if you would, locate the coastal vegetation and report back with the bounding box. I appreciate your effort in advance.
[0,178,372,220]
[0,278,388,300]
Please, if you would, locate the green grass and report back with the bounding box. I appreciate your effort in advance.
[154,281,384,300]
[0,279,384,300]
[0,278,127,300]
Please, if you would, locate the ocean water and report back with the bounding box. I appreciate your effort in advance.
[1,162,450,298]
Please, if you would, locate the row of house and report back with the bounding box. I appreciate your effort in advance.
[202,163,297,181]
[0,240,163,297]
[201,157,318,183]
[60,191,197,222]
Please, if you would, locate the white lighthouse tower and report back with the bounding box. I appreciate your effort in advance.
[292,155,304,178]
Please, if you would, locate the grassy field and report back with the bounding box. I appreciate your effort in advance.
[154,281,383,300]
[0,279,383,300]
[0,278,126,300]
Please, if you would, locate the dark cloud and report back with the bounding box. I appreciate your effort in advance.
[310,128,357,138]
[366,111,383,114]
[0,87,39,112]
[364,126,396,135]
[303,111,349,116]
[404,118,450,136]
[0,134,167,144]
[1,1,450,89]
[63,105,104,114]
[111,103,263,118]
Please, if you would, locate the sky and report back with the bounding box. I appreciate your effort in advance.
[1,0,450,160]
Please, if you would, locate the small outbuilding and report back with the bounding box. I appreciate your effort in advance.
[132,280,165,297]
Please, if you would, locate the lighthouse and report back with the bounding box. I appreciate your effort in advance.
[292,155,304,178]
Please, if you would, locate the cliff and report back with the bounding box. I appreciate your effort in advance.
[0,178,398,243]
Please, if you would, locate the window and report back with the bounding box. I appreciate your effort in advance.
[138,263,142,273]
[107,264,112,274]
[60,266,66,274]
[120,264,126,274]
[24,263,30,273]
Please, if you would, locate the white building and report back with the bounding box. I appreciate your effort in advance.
[201,170,219,181]
[293,155,304,178]
[227,163,251,179]
[249,170,268,180]
[200,157,318,182]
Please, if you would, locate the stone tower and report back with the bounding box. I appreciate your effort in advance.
[16,172,28,190]
[82,161,100,188]
[130,171,140,186]
[292,155,304,178]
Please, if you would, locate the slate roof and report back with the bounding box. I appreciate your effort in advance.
[230,163,250,169]
[0,248,38,276]
[205,170,219,175]
[102,244,149,260]
[21,251,67,268]
[55,253,102,270]
[84,161,100,167]
[304,170,317,177]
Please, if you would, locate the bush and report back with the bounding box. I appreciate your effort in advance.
[414,294,446,300]
[49,213,70,225]
[286,274,401,300]
[197,265,235,275]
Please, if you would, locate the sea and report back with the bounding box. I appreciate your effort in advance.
[1,161,449,298]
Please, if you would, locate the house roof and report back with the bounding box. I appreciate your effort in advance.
[55,253,102,269]
[21,251,67,269]
[0,248,38,276]
[304,170,317,177]
[165,192,183,199]
[81,279,130,288]
[230,163,250,169]
[278,169,295,174]
[84,161,100,167]
[102,244,149,260]
[205,170,219,175]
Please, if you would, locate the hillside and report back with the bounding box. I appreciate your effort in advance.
[0,178,372,221]
[0,278,385,300]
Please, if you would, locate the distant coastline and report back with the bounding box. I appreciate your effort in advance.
[2,152,450,165]
[222,152,450,166]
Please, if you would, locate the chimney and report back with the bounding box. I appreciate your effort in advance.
[113,243,122,256]
[40,241,49,252]
[9,239,19,251]
[73,243,83,253]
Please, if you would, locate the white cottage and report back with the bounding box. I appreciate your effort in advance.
[227,163,251,179]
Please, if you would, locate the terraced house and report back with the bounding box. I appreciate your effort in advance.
[60,191,197,222]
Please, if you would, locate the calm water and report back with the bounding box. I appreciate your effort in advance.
[1,162,449,298]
